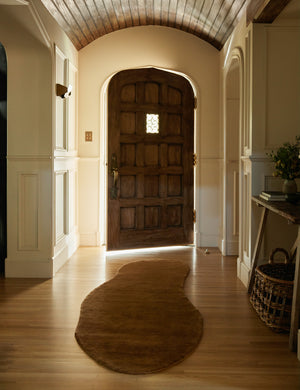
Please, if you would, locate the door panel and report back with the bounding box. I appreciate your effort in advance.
[107,68,194,250]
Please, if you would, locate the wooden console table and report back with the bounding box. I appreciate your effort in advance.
[248,196,300,352]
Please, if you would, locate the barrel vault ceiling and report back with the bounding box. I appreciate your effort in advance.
[39,0,293,50]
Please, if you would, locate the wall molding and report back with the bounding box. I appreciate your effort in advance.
[198,156,223,161]
[7,155,51,160]
[54,152,78,159]
[79,157,101,162]
[28,1,51,48]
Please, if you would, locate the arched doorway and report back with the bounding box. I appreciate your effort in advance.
[0,43,7,276]
[106,68,195,250]
[223,56,241,256]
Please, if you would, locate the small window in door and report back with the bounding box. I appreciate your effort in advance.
[146,113,159,134]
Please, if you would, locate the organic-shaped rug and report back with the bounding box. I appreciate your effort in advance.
[75,260,203,374]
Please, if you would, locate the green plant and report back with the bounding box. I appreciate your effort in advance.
[267,136,300,180]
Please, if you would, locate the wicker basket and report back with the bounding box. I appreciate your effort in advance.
[250,248,295,333]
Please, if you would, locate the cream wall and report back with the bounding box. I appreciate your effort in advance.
[78,26,221,248]
[220,0,300,287]
[0,2,78,277]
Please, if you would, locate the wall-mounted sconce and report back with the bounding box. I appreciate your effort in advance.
[56,83,72,99]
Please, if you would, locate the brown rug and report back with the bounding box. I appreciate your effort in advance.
[75,260,203,374]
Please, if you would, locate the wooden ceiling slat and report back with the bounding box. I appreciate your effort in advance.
[136,0,147,25]
[199,0,218,37]
[62,0,95,44]
[168,0,178,28]
[101,0,120,30]
[174,0,186,29]
[205,0,227,37]
[50,0,90,47]
[74,0,102,39]
[112,0,127,29]
[144,0,153,24]
[188,0,205,33]
[191,0,208,33]
[153,0,162,25]
[85,0,108,35]
[185,0,197,32]
[208,0,234,38]
[128,0,140,26]
[199,0,215,29]
[161,0,170,26]
[41,0,84,49]
[93,1,114,33]
[181,0,196,32]
[41,0,291,52]
[216,0,246,46]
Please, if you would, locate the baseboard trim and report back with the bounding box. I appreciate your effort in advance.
[53,232,79,275]
[237,257,250,288]
[197,232,219,247]
[221,239,239,256]
[80,232,101,246]
[5,232,80,278]
[5,258,53,278]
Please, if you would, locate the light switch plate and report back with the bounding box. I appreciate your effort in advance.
[85,131,93,142]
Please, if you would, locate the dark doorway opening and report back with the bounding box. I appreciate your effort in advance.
[0,43,7,277]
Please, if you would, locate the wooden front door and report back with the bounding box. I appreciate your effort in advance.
[107,68,194,250]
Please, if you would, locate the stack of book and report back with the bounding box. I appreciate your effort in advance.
[259,191,286,201]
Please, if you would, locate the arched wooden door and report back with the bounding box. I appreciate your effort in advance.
[107,68,194,250]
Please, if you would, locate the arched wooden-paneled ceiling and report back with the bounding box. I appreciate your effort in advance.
[39,0,292,51]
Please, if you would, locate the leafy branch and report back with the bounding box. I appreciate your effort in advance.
[267,136,300,180]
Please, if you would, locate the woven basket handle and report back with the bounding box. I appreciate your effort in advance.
[268,248,290,264]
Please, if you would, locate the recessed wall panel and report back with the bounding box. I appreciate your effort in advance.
[56,172,66,242]
[18,173,39,251]
[68,62,77,152]
[55,47,67,150]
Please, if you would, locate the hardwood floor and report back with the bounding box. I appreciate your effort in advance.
[0,246,299,389]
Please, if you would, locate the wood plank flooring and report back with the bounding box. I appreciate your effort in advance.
[0,246,299,389]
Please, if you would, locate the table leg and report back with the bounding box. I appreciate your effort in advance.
[289,225,300,352]
[247,207,269,294]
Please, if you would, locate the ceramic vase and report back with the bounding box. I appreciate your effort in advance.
[282,179,297,194]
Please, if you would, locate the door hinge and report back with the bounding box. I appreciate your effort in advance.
[194,96,197,109]
[193,209,196,223]
[193,153,197,166]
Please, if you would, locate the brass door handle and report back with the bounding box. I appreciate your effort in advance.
[112,168,119,187]
[110,153,119,199]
